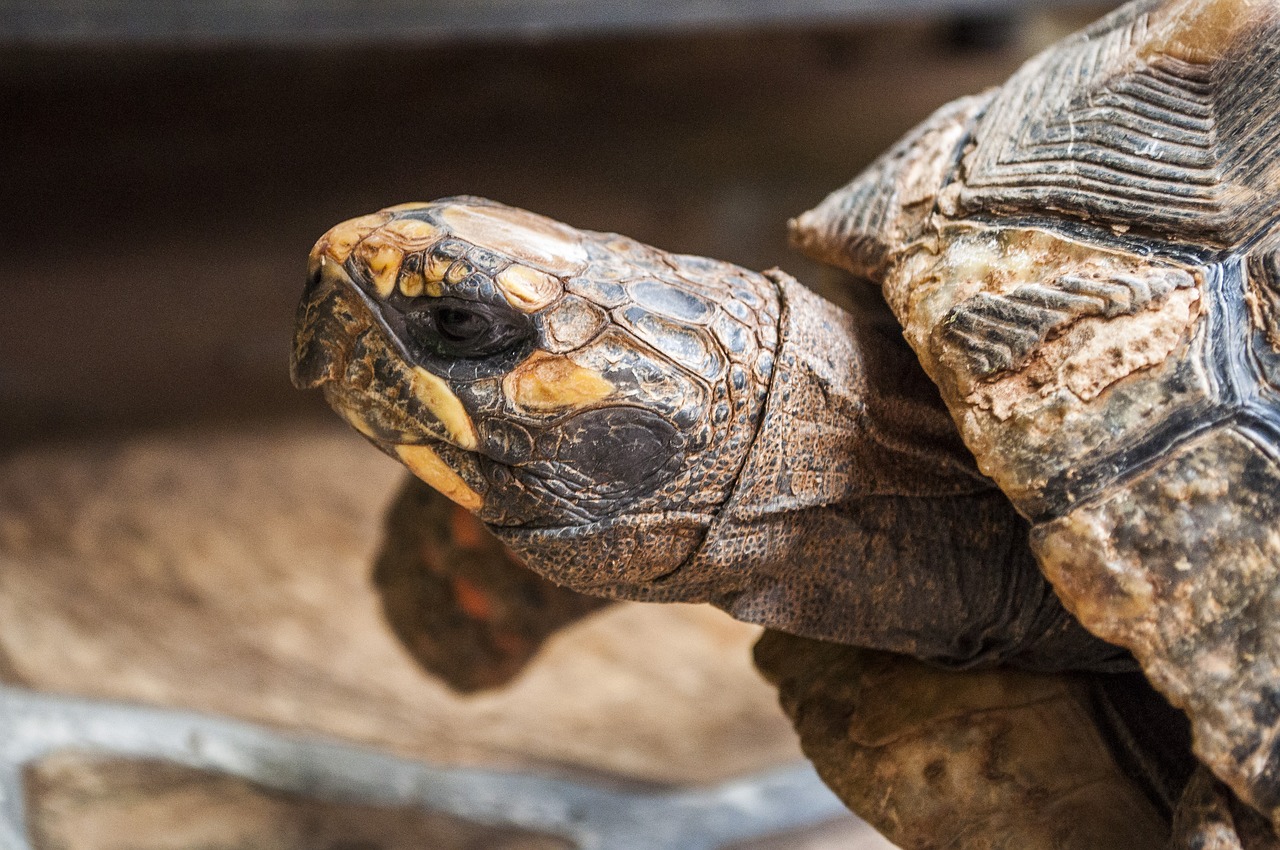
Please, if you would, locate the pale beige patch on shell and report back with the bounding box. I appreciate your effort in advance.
[1144,0,1261,65]
[496,265,562,313]
[504,352,614,414]
[967,287,1201,420]
[1033,511,1158,630]
[1059,287,1202,400]
[893,227,1117,380]
[439,203,588,276]
[1245,227,1280,352]
[395,444,484,511]
[409,367,478,450]
[1244,282,1279,350]
[314,212,392,266]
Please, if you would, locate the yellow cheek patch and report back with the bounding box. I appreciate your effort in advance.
[496,265,561,312]
[396,444,484,511]
[505,352,614,413]
[331,401,380,440]
[316,212,391,265]
[411,367,478,450]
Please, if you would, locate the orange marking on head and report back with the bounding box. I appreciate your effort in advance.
[496,264,562,312]
[410,367,478,450]
[359,235,404,298]
[316,212,391,264]
[399,270,425,297]
[381,217,441,247]
[423,253,452,291]
[382,202,432,213]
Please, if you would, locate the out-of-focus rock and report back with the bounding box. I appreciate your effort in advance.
[25,752,573,850]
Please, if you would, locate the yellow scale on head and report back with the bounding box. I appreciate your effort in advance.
[409,367,478,450]
[353,217,443,298]
[317,212,391,265]
[496,265,561,312]
[422,255,450,297]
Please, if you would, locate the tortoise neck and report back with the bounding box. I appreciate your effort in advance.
[680,277,1127,671]
[727,273,991,515]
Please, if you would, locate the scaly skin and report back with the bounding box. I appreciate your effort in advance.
[291,196,1126,673]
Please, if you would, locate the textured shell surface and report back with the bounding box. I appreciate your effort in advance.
[792,0,1280,828]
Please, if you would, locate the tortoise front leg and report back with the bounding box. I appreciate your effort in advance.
[374,474,610,692]
[755,631,1169,850]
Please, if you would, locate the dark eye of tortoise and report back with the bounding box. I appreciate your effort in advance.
[403,297,532,359]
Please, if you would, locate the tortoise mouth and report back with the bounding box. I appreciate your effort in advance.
[319,381,441,446]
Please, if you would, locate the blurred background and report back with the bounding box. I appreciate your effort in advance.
[0,2,1115,848]
[0,0,1117,447]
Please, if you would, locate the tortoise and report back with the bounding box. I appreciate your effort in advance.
[291,0,1280,845]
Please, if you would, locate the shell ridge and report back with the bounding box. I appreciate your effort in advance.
[951,10,1280,244]
[938,267,1196,383]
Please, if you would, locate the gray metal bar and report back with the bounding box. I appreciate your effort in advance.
[1,0,1110,46]
[0,684,850,850]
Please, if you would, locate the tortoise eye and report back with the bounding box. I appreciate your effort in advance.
[436,306,490,343]
[403,297,532,359]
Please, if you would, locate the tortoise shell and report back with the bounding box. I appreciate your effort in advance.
[791,0,1280,825]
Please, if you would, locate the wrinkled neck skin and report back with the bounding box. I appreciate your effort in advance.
[495,277,1131,673]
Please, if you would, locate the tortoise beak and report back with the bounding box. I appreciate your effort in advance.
[290,256,357,390]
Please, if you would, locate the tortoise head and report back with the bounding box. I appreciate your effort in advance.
[293,197,780,593]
